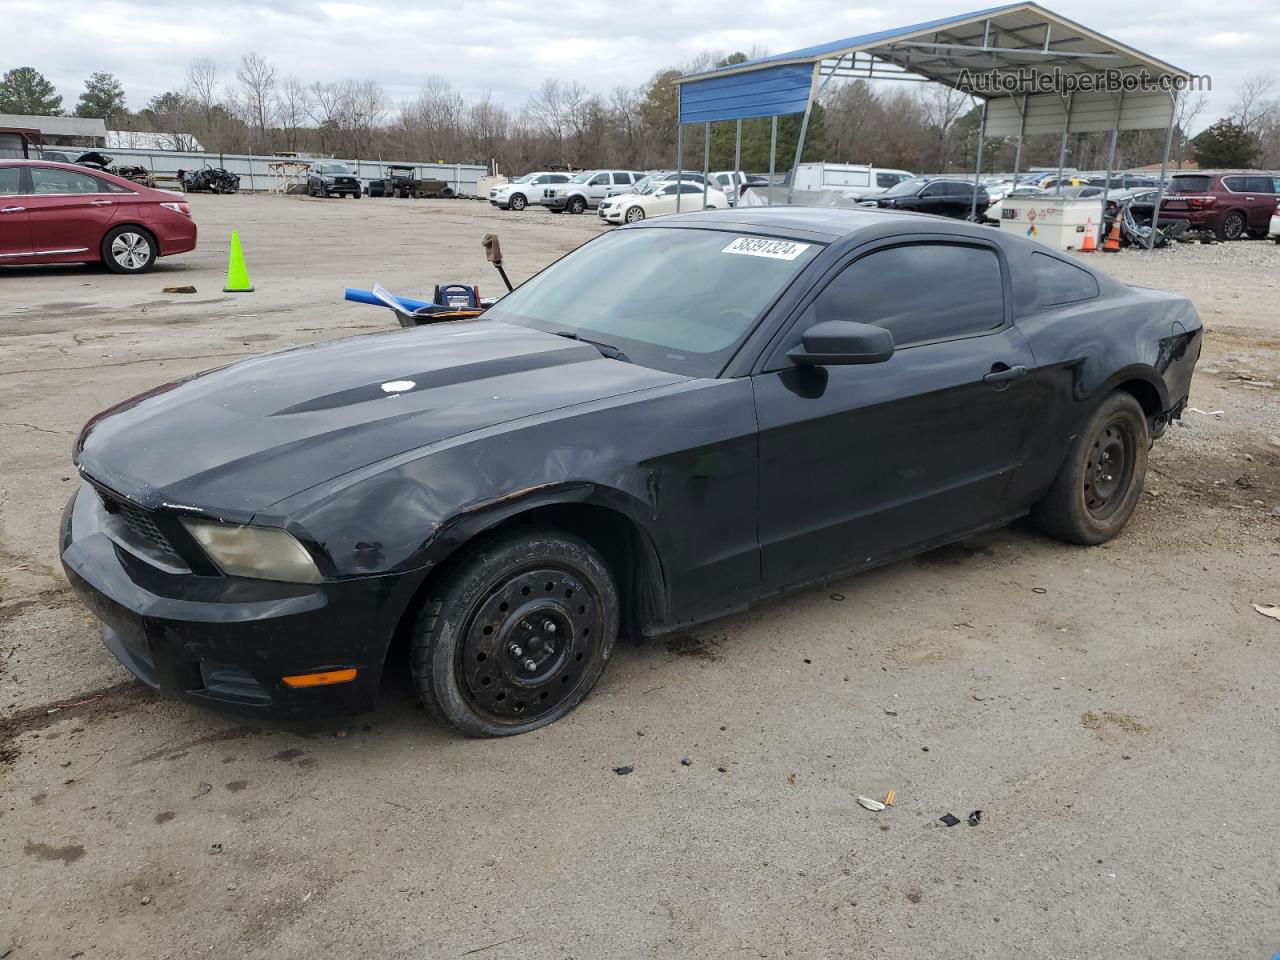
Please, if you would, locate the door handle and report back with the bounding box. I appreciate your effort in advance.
[1,206,25,213]
[90,199,113,206]
[983,364,1027,386]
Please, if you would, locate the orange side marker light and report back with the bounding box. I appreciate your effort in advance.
[282,668,358,688]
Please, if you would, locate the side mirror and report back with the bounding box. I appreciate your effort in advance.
[788,320,895,366]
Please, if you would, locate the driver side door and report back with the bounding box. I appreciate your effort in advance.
[752,238,1040,591]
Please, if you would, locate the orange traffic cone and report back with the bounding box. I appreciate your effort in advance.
[1102,216,1122,252]
[1080,219,1097,253]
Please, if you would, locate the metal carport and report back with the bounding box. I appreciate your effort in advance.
[673,2,1195,248]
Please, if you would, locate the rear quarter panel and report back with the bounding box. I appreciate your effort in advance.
[1001,238,1202,503]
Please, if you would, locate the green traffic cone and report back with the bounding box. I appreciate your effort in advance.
[223,231,254,293]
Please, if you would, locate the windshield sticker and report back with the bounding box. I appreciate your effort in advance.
[722,237,811,261]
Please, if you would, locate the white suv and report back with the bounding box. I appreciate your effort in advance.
[490,172,571,211]
[540,170,645,214]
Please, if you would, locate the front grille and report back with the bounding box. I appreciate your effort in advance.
[96,487,183,566]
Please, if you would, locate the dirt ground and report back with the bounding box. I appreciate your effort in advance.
[1,194,1278,959]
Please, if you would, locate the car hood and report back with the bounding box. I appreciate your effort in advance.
[76,321,687,519]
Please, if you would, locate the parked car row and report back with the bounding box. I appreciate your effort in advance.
[489,168,746,219]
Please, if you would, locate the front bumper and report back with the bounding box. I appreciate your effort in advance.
[539,195,570,211]
[597,206,624,223]
[59,483,417,721]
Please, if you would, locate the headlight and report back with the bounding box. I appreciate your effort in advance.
[182,520,322,583]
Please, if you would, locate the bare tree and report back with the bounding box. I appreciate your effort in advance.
[1230,74,1276,134]
[307,80,349,152]
[276,76,311,151]
[917,83,974,170]
[186,57,218,113]
[235,51,278,151]
[1173,91,1208,168]
[347,79,389,157]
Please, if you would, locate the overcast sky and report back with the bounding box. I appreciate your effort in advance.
[8,0,1277,131]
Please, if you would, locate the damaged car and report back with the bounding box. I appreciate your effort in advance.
[61,207,1201,736]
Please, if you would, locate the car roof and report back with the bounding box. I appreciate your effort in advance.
[634,205,992,242]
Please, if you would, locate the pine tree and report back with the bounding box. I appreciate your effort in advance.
[0,67,64,115]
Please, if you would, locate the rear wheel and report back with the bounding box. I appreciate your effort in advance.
[101,226,157,274]
[1218,210,1246,241]
[411,529,619,736]
[1030,392,1149,545]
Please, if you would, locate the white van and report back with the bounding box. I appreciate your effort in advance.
[790,163,913,198]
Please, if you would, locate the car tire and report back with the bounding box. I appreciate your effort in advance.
[1217,211,1246,241]
[1030,391,1149,546]
[411,528,619,737]
[101,225,158,274]
[623,206,645,223]
[1246,227,1267,239]
[568,196,587,215]
[509,194,527,211]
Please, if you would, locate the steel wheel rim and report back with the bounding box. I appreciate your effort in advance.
[457,565,603,724]
[111,233,150,270]
[1083,419,1134,520]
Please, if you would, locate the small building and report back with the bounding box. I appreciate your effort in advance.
[0,113,107,150]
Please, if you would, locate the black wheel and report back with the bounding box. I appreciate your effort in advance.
[1218,211,1246,241]
[411,529,619,737]
[101,225,157,274]
[623,205,645,223]
[509,193,527,211]
[568,196,587,214]
[1030,392,1149,545]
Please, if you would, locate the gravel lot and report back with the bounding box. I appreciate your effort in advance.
[1,195,1278,959]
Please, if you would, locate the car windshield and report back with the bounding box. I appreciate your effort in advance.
[485,228,821,378]
[316,164,354,175]
[883,177,928,198]
[509,173,536,184]
[569,171,593,183]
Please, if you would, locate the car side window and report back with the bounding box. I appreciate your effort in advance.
[809,243,1005,347]
[659,185,677,195]
[1222,176,1247,192]
[920,183,945,197]
[31,167,107,194]
[613,172,631,185]
[549,175,569,183]
[100,179,133,194]
[590,173,609,186]
[1032,252,1099,306]
[1246,175,1273,193]
[0,167,21,195]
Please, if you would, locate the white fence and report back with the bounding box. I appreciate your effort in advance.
[96,147,487,197]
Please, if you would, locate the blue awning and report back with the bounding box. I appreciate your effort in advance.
[674,2,1190,128]
[678,63,815,124]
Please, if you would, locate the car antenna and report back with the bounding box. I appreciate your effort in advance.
[482,233,514,293]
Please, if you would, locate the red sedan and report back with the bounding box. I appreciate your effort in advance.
[0,159,197,274]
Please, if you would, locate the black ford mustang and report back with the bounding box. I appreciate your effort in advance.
[61,208,1201,736]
